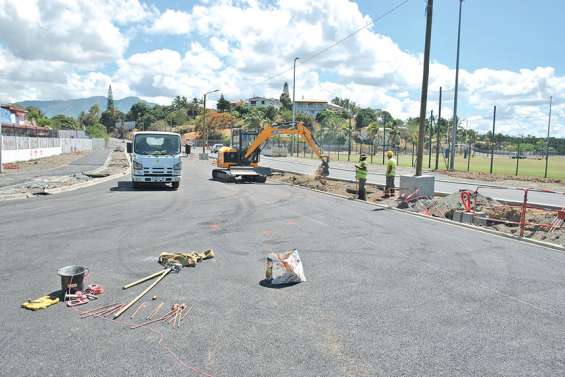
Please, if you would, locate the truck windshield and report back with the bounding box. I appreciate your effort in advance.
[134,134,180,155]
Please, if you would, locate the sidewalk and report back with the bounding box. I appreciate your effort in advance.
[0,139,117,188]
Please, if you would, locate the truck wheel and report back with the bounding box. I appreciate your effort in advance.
[255,175,267,183]
[172,182,180,190]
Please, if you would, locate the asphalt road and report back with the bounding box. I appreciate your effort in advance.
[0,140,115,188]
[261,156,565,208]
[2,159,565,376]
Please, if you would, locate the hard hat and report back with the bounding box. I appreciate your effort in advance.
[360,153,367,160]
[386,150,394,158]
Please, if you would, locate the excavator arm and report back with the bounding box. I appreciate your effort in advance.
[244,122,326,160]
[242,122,330,176]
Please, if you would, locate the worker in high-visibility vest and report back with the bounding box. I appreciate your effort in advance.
[355,153,368,200]
[384,150,397,198]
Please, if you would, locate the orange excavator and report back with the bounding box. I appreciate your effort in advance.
[212,122,330,183]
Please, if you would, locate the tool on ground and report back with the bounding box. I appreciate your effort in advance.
[123,270,169,290]
[129,303,186,329]
[158,249,215,268]
[147,302,164,320]
[130,302,147,320]
[21,295,60,311]
[113,268,172,319]
[212,122,329,183]
[85,284,104,295]
[80,303,120,318]
[65,291,97,307]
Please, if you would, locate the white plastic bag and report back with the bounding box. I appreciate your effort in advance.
[265,249,306,285]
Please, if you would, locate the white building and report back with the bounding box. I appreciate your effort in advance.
[293,100,342,117]
[247,97,281,109]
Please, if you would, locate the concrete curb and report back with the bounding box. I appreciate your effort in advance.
[270,172,565,253]
[0,149,130,202]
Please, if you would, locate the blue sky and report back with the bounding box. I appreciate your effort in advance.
[0,0,562,136]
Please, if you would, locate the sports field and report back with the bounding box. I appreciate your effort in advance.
[306,150,565,180]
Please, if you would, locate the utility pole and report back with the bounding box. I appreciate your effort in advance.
[292,57,299,156]
[490,105,496,174]
[428,110,434,168]
[434,87,442,170]
[450,0,464,170]
[202,89,219,153]
[348,106,352,161]
[544,95,553,178]
[0,120,3,174]
[415,0,433,176]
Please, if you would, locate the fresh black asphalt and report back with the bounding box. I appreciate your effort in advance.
[1,159,565,376]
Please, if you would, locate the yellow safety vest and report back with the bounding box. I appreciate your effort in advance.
[355,160,368,179]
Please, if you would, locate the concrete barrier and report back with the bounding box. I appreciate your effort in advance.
[3,146,62,163]
[1,136,102,163]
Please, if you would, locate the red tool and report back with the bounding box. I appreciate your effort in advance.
[460,191,473,212]
[85,284,104,295]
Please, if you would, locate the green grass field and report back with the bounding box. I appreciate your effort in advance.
[296,150,565,180]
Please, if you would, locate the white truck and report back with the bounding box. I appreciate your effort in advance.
[126,131,182,189]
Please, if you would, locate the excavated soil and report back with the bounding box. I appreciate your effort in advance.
[270,172,387,203]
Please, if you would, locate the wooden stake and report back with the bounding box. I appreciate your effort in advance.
[113,268,171,319]
[122,270,168,290]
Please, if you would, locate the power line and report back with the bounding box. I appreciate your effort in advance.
[252,0,411,88]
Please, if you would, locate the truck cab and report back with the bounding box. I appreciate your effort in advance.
[127,131,182,189]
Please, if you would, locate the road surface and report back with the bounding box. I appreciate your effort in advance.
[1,159,565,376]
[261,156,565,208]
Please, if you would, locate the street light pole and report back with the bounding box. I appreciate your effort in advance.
[544,95,553,179]
[202,89,219,153]
[0,121,3,174]
[449,0,464,171]
[348,106,352,161]
[415,0,433,176]
[292,57,299,156]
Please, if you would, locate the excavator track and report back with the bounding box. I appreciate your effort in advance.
[212,169,267,183]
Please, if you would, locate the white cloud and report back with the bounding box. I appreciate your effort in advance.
[0,0,563,136]
[148,9,192,34]
[0,0,135,63]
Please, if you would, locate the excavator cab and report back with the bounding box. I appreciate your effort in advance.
[213,128,269,182]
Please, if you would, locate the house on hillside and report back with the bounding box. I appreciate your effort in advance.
[0,104,50,136]
[247,97,281,109]
[293,99,342,117]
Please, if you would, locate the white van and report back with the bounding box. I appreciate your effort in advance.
[127,131,182,189]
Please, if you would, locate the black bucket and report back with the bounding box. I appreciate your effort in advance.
[57,265,88,293]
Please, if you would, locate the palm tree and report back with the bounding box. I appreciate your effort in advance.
[366,122,380,155]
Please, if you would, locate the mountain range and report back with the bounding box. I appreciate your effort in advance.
[16,96,155,118]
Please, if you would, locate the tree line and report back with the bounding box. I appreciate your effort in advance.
[19,83,565,154]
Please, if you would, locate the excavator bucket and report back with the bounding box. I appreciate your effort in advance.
[315,157,330,178]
